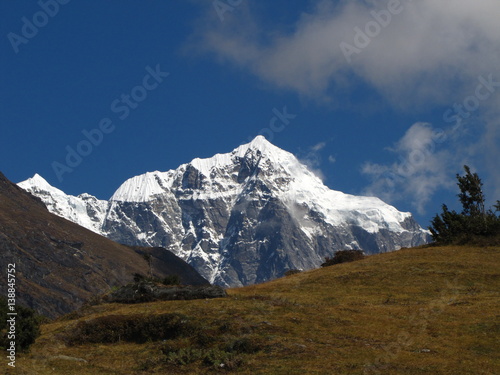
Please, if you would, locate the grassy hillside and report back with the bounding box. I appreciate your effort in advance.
[12,245,499,375]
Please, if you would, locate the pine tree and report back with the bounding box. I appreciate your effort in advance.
[456,165,485,217]
[429,165,500,244]
[494,200,500,213]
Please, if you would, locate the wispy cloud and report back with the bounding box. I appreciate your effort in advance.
[191,0,500,107]
[361,123,455,214]
[311,141,326,152]
[297,141,331,181]
[361,119,500,214]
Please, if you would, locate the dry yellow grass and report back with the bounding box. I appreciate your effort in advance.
[11,245,500,375]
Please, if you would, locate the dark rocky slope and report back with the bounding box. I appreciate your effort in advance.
[0,172,207,318]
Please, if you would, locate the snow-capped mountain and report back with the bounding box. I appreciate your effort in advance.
[19,136,430,286]
[18,174,108,234]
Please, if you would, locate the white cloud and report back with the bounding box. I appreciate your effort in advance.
[192,0,500,107]
[361,123,456,214]
[361,120,499,214]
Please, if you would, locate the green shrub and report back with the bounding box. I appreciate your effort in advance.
[284,269,302,277]
[225,336,261,354]
[65,313,197,345]
[133,273,146,283]
[132,272,181,286]
[84,294,103,307]
[165,347,240,369]
[137,318,262,371]
[321,250,365,267]
[0,297,42,352]
[166,347,204,365]
[162,274,181,286]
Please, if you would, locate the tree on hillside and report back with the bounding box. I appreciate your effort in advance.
[429,165,500,244]
[494,200,500,213]
[456,165,485,217]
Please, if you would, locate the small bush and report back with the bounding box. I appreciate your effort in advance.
[137,318,263,371]
[225,337,261,354]
[0,297,42,352]
[132,272,182,286]
[133,273,146,282]
[166,347,204,366]
[201,348,236,368]
[321,250,365,267]
[162,274,181,286]
[84,294,103,307]
[284,269,302,277]
[163,347,241,369]
[65,313,197,345]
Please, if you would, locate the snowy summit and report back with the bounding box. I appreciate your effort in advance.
[19,136,430,286]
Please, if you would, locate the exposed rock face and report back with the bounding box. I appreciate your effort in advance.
[0,172,208,318]
[19,137,430,288]
[105,281,227,304]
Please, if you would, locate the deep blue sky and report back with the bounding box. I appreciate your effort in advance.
[1,1,498,227]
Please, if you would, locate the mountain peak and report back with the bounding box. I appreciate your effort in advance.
[236,136,289,158]
[18,174,108,234]
[31,173,50,185]
[187,137,289,180]
[19,174,63,195]
[245,135,275,151]
[110,138,292,203]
